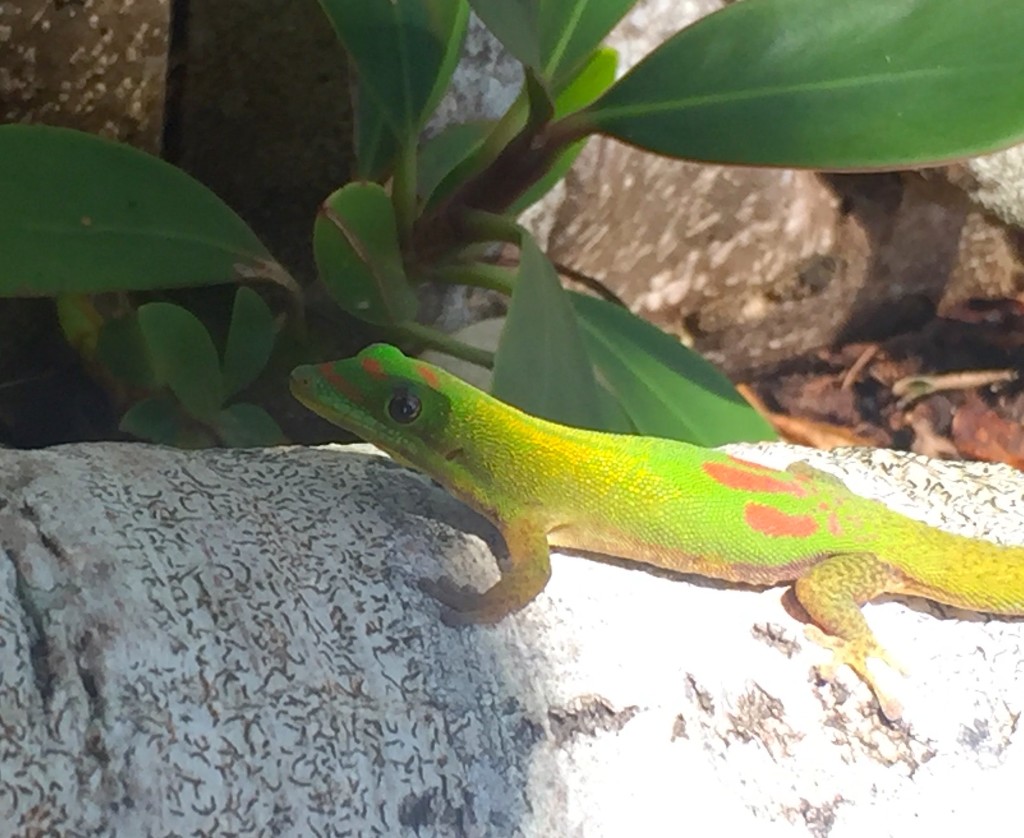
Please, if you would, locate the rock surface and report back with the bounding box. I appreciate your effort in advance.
[1,441,1022,835]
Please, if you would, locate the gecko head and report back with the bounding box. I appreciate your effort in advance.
[290,344,463,472]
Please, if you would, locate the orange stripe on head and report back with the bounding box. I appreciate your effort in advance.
[317,362,363,403]
[361,357,387,380]
[744,503,819,538]
[415,364,439,388]
[702,460,808,497]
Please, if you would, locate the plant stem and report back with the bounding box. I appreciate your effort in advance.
[392,140,419,245]
[396,321,496,369]
[431,262,515,295]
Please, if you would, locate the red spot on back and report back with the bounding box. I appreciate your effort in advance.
[703,460,808,497]
[416,364,439,388]
[361,357,387,379]
[744,503,819,538]
[317,363,363,403]
[827,511,843,536]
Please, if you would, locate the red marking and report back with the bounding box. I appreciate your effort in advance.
[317,363,363,403]
[703,461,808,497]
[744,503,819,538]
[416,364,440,388]
[360,357,387,380]
[827,511,844,537]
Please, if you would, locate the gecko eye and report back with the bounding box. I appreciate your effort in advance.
[387,388,421,424]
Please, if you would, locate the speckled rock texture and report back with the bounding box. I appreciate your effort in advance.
[0,0,169,150]
[1,442,1022,836]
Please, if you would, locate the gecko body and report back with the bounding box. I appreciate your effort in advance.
[291,344,1024,718]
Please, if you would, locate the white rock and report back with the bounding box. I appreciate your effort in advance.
[1,441,1022,835]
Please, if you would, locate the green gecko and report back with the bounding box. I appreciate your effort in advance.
[290,343,1024,719]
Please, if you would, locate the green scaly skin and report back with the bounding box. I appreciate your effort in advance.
[291,343,1024,719]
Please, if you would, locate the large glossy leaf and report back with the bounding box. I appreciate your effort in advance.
[313,183,417,326]
[469,0,634,85]
[493,235,629,431]
[581,0,1024,167]
[320,0,467,145]
[572,294,776,445]
[0,125,273,296]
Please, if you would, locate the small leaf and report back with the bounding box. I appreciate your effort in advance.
[572,293,776,445]
[354,3,469,179]
[469,0,634,85]
[493,235,627,431]
[314,183,417,326]
[508,48,618,215]
[223,287,276,398]
[97,312,159,389]
[354,105,401,182]
[0,125,275,297]
[213,403,285,447]
[120,395,201,447]
[56,294,105,360]
[137,303,224,421]
[319,0,467,142]
[417,122,492,206]
[582,0,1024,167]
[554,45,618,116]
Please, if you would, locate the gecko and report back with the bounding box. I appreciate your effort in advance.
[290,343,1024,718]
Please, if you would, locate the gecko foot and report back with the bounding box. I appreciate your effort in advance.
[805,625,907,720]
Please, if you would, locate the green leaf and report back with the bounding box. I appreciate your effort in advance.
[120,395,201,447]
[572,293,776,445]
[582,0,1024,167]
[354,105,401,183]
[223,287,275,398]
[354,1,469,179]
[0,125,274,297]
[554,45,618,117]
[137,303,224,421]
[319,0,467,143]
[493,235,629,431]
[469,0,634,85]
[212,403,285,447]
[97,313,158,389]
[508,47,617,214]
[417,122,492,206]
[314,183,417,326]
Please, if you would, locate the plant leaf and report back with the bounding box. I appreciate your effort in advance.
[493,235,628,430]
[137,302,224,421]
[120,395,209,447]
[582,0,1024,167]
[469,0,634,85]
[313,183,417,326]
[319,0,467,143]
[353,1,469,179]
[223,287,276,398]
[508,47,618,214]
[572,293,777,445]
[97,312,159,389]
[0,125,275,297]
[418,122,492,207]
[213,403,285,447]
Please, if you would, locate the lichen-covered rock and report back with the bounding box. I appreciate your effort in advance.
[1,442,1022,835]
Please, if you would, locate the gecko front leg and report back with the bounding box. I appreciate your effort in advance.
[420,517,552,625]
